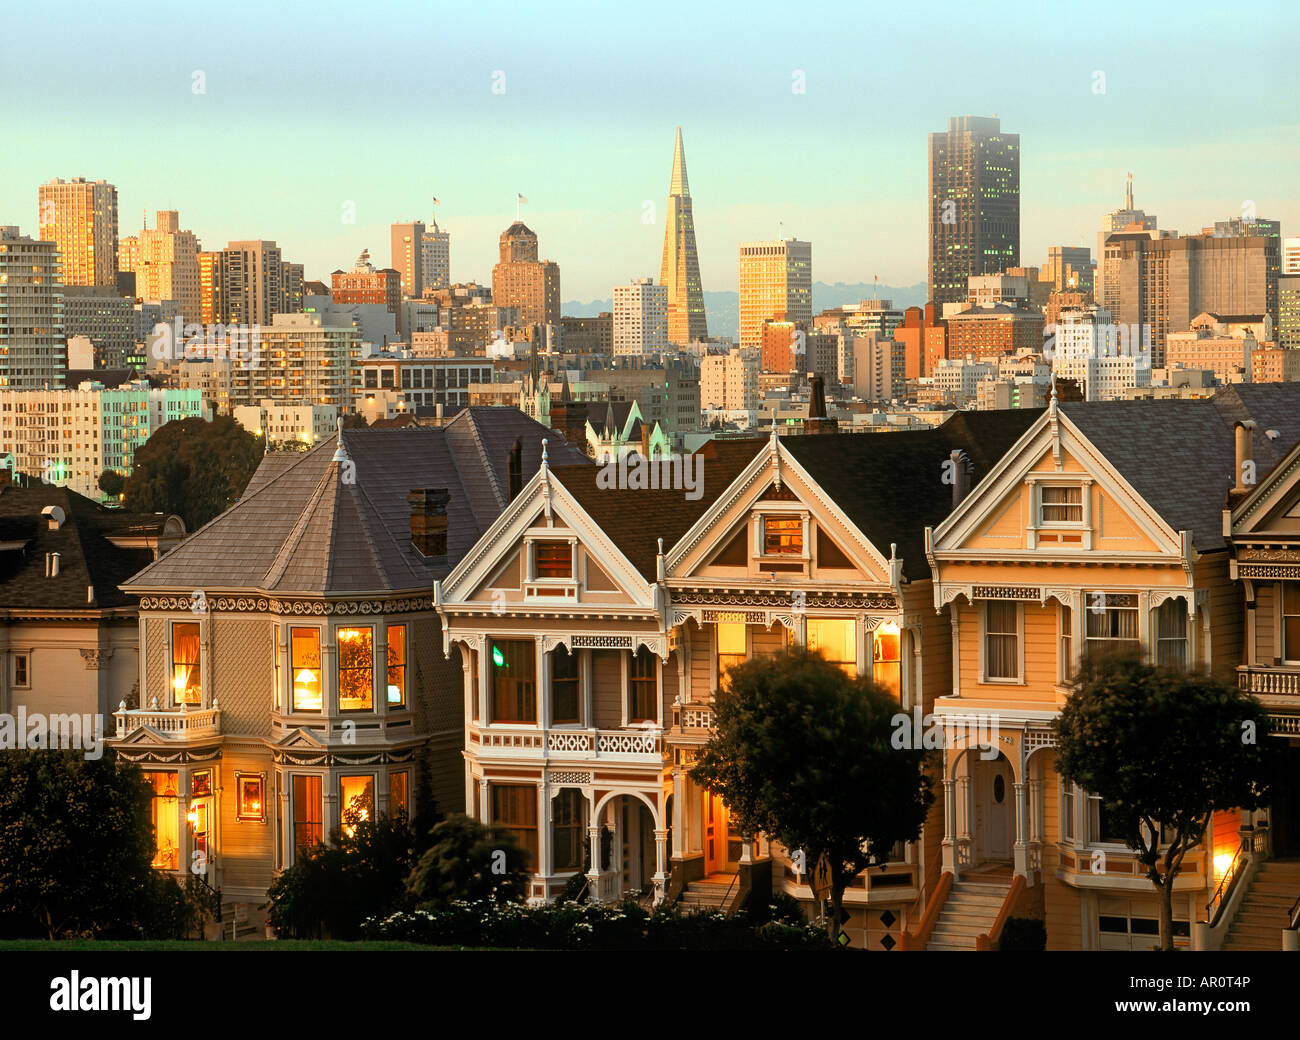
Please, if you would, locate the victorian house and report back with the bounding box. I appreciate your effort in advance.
[109,408,581,927]
[921,384,1300,950]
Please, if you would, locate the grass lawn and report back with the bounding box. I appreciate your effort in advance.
[0,939,488,951]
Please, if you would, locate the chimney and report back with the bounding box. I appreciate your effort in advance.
[408,488,450,557]
[804,373,839,434]
[1234,420,1257,493]
[950,449,972,509]
[640,423,650,459]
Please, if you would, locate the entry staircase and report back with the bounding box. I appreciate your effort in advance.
[926,878,1011,951]
[1221,858,1300,951]
[677,873,742,914]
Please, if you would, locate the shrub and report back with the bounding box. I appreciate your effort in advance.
[997,917,1047,951]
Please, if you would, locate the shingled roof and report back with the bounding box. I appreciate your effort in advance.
[0,481,175,613]
[122,407,589,597]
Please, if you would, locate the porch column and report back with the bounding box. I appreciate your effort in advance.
[941,775,957,873]
[653,828,668,905]
[536,780,550,890]
[586,825,601,901]
[478,778,489,822]
[1013,780,1029,877]
[671,768,684,856]
[949,610,961,697]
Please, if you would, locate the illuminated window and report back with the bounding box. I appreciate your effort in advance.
[762,516,802,555]
[291,628,321,711]
[390,771,409,818]
[491,783,538,871]
[551,646,579,724]
[191,770,212,797]
[534,540,572,579]
[629,647,657,722]
[716,622,746,691]
[236,773,265,822]
[807,618,857,677]
[386,625,406,707]
[291,775,323,852]
[873,623,900,694]
[337,627,374,711]
[171,622,201,706]
[491,640,536,723]
[340,775,375,836]
[148,771,180,870]
[1040,485,1083,524]
[984,601,1020,680]
[552,788,584,872]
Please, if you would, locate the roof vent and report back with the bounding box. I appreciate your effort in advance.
[45,552,61,577]
[42,505,66,530]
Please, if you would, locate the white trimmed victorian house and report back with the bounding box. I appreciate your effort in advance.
[922,384,1300,950]
[109,408,581,927]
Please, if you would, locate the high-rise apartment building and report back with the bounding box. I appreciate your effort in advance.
[612,278,668,356]
[928,116,1020,307]
[0,226,65,389]
[197,241,300,327]
[422,220,450,293]
[136,211,202,324]
[1279,275,1300,350]
[38,178,119,287]
[492,223,560,328]
[658,127,708,344]
[61,286,134,368]
[739,239,812,349]
[700,347,758,410]
[390,220,425,299]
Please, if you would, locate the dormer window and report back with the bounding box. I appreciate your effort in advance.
[524,536,578,600]
[762,516,803,556]
[1039,485,1083,525]
[534,540,572,579]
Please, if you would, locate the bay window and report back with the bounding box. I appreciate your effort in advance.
[337,627,374,711]
[386,624,407,707]
[491,783,538,871]
[148,771,180,870]
[171,622,200,706]
[491,640,536,723]
[291,775,323,852]
[340,775,374,836]
[291,628,322,711]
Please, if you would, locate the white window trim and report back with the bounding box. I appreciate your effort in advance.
[753,508,811,562]
[523,532,580,601]
[169,618,204,709]
[978,599,1025,684]
[1026,477,1094,550]
[11,650,32,690]
[287,624,325,715]
[334,622,378,715]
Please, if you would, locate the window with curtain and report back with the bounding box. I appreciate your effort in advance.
[551,646,579,724]
[1040,485,1083,524]
[386,625,406,707]
[171,622,201,706]
[716,622,746,692]
[873,625,901,694]
[491,640,536,723]
[1283,584,1300,664]
[629,647,657,722]
[148,771,180,870]
[1155,600,1188,670]
[1058,604,1074,684]
[533,540,572,579]
[291,628,322,711]
[491,783,538,871]
[1084,593,1139,660]
[807,618,857,678]
[337,627,374,711]
[291,775,323,852]
[984,601,1019,680]
[552,788,584,872]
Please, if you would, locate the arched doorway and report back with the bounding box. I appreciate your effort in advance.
[973,752,1014,865]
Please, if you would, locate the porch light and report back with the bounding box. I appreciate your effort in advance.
[187,805,199,827]
[295,669,317,685]
[1214,852,1233,877]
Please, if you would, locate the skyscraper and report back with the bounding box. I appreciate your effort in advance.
[422,218,450,293]
[612,277,668,356]
[658,127,707,344]
[390,220,425,299]
[136,211,202,323]
[38,177,119,288]
[1096,175,1159,306]
[0,226,64,389]
[492,223,560,328]
[198,241,299,326]
[739,239,812,349]
[928,116,1020,307]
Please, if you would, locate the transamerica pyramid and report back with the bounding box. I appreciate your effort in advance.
[658,127,708,344]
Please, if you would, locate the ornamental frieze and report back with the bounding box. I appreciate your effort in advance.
[1240,549,1300,563]
[675,590,897,611]
[139,595,434,615]
[111,746,222,765]
[1238,565,1300,580]
[971,585,1041,600]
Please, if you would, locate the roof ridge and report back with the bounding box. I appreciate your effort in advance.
[462,410,506,511]
[263,460,341,589]
[342,472,416,589]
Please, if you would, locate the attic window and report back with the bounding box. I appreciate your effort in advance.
[762,516,803,556]
[1039,485,1083,524]
[534,541,572,579]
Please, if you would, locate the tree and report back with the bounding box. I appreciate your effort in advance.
[405,814,530,908]
[0,751,156,938]
[97,469,125,497]
[691,649,934,939]
[123,415,262,529]
[1054,653,1279,951]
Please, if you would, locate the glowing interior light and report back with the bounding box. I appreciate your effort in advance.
[492,645,505,667]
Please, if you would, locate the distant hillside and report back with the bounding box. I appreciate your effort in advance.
[563,281,928,341]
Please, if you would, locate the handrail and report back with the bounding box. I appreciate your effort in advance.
[901,871,953,950]
[720,870,740,914]
[1206,842,1248,928]
[1288,892,1300,931]
[975,874,1026,951]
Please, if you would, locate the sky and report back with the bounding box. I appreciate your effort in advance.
[2,0,1297,301]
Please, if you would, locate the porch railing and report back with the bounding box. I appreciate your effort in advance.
[1237,666,1300,696]
[1206,841,1249,928]
[113,699,221,739]
[475,726,662,757]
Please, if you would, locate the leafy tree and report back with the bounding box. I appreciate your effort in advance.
[1054,653,1279,951]
[691,649,934,939]
[341,413,369,429]
[0,751,156,938]
[97,469,125,497]
[123,415,262,529]
[405,814,530,908]
[264,809,418,940]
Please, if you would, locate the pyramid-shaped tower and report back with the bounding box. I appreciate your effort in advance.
[658,127,708,344]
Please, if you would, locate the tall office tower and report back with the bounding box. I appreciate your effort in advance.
[197,250,227,325]
[118,235,140,274]
[218,241,293,326]
[658,127,708,344]
[612,277,668,356]
[1096,174,1159,305]
[739,239,812,349]
[38,178,119,287]
[1101,231,1279,365]
[1278,275,1300,350]
[136,210,202,323]
[1284,237,1300,275]
[928,116,1020,307]
[1045,246,1093,294]
[282,262,304,314]
[390,220,425,298]
[421,218,450,293]
[492,223,560,327]
[0,227,65,389]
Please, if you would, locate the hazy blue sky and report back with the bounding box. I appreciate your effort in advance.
[3,0,1296,300]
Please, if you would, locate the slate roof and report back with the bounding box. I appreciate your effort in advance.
[0,483,169,612]
[122,407,589,596]
[1061,382,1300,551]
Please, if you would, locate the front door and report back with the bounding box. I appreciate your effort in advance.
[981,757,1013,861]
[705,791,726,875]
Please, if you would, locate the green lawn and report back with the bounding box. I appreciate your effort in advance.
[0,939,488,951]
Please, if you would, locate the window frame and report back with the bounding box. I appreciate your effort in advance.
[1037,483,1084,527]
[980,599,1024,683]
[389,770,410,819]
[386,623,407,709]
[806,616,858,678]
[235,772,266,823]
[290,626,323,713]
[715,621,747,693]
[11,652,29,689]
[759,513,805,558]
[551,787,585,874]
[550,645,581,726]
[1154,599,1189,671]
[170,620,202,707]
[1083,591,1140,662]
[290,774,324,856]
[532,539,574,580]
[490,638,537,724]
[490,782,538,872]
[336,626,375,713]
[1058,602,1074,685]
[628,646,658,724]
[1281,583,1300,665]
[339,774,376,835]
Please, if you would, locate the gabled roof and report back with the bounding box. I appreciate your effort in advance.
[781,409,1043,580]
[0,482,173,612]
[122,407,588,596]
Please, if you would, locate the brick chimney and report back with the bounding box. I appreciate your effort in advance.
[408,488,450,557]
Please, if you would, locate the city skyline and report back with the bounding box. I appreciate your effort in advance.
[3,1,1297,300]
